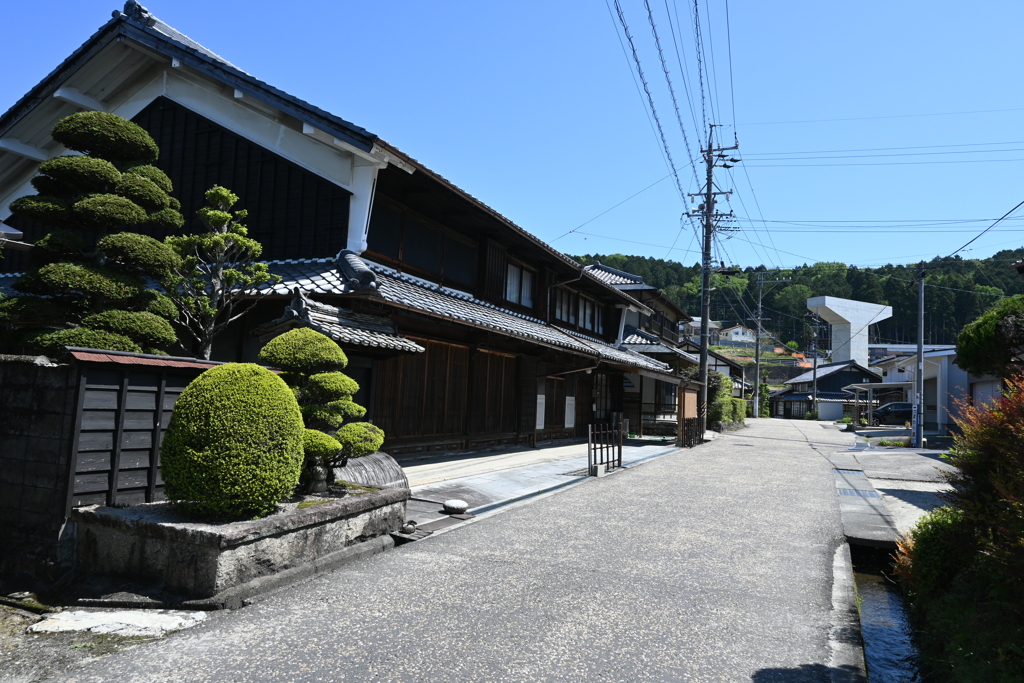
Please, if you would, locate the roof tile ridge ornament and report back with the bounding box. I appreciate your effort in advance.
[120,0,157,27]
[335,250,378,291]
[285,287,313,322]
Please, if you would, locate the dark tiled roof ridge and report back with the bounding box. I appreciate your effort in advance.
[584,261,645,284]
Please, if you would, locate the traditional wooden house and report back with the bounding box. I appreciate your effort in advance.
[0,2,694,455]
[582,261,698,433]
[769,360,879,420]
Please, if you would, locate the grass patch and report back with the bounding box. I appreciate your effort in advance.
[877,438,910,447]
[296,499,331,509]
[334,480,377,495]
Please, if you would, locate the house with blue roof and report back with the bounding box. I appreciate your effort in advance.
[769,360,880,421]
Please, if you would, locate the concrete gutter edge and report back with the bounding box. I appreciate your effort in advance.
[829,543,868,683]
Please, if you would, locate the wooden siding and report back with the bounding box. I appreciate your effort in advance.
[468,350,518,434]
[373,338,470,439]
[69,365,194,509]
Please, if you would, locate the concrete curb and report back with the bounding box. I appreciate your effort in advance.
[833,468,899,549]
[829,543,868,683]
[407,447,689,540]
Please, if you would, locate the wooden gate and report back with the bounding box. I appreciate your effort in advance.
[66,352,219,511]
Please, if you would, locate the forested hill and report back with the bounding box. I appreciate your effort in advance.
[572,250,1024,348]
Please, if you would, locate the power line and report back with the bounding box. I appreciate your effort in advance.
[612,0,689,204]
[743,147,1024,161]
[747,139,1024,155]
[949,197,1024,257]
[744,157,1024,167]
[551,173,672,242]
[738,106,1024,127]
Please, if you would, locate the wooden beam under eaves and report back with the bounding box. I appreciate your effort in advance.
[53,87,104,112]
[0,138,47,162]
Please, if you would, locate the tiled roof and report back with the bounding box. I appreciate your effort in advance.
[583,262,646,287]
[252,255,672,374]
[785,361,878,385]
[123,1,242,71]
[254,289,424,354]
[621,326,699,363]
[0,271,23,296]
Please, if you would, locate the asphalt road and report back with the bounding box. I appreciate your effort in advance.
[62,419,852,683]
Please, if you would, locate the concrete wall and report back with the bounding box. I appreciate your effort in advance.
[0,357,79,580]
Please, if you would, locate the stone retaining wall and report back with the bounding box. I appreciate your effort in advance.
[72,487,408,599]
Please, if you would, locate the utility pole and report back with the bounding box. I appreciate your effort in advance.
[807,312,822,418]
[751,271,789,418]
[687,125,738,439]
[915,265,926,448]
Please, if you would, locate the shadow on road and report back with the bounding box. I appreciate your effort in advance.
[752,662,863,683]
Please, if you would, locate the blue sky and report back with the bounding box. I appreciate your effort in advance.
[3,1,1024,270]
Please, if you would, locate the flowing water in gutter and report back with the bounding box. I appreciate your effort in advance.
[852,547,923,682]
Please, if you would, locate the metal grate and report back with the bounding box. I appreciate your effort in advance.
[838,488,881,498]
[834,469,866,476]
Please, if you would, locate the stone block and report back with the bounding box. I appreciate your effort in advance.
[72,487,409,599]
[22,461,59,488]
[21,485,59,515]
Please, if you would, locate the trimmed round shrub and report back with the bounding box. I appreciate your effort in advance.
[326,398,366,420]
[160,363,304,519]
[301,404,346,431]
[72,194,147,232]
[114,174,170,212]
[334,422,384,460]
[0,296,69,324]
[9,195,73,227]
[29,327,142,357]
[82,310,177,347]
[98,232,180,277]
[168,196,181,211]
[146,207,185,231]
[38,155,121,192]
[30,174,76,199]
[135,290,178,320]
[32,262,142,301]
[51,111,159,163]
[304,372,359,404]
[258,327,348,374]
[303,429,342,462]
[123,164,173,193]
[30,230,86,267]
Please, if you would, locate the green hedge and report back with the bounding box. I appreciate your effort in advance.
[259,327,349,374]
[160,363,304,519]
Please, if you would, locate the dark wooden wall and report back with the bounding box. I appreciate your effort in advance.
[2,96,352,272]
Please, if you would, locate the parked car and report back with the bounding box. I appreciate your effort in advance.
[872,402,913,426]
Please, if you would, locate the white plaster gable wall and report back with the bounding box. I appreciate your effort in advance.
[1,64,382,255]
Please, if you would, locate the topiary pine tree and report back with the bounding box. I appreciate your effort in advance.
[258,327,383,493]
[0,111,184,356]
[162,185,279,360]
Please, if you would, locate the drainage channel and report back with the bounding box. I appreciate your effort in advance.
[850,545,922,683]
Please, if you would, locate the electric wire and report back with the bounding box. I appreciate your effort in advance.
[612,0,689,205]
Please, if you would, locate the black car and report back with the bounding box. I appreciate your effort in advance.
[872,402,913,426]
